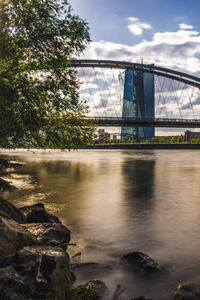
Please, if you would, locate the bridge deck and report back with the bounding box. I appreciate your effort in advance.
[85,117,200,128]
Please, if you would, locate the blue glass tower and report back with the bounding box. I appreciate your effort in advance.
[120,69,155,140]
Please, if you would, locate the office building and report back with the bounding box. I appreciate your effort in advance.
[119,69,155,140]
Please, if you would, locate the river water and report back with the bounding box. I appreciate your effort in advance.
[2,149,200,299]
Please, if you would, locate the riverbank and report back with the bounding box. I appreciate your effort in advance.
[0,158,102,300]
[85,143,200,150]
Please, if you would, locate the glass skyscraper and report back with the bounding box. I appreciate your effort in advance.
[119,69,155,140]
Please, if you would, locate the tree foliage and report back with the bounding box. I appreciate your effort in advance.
[191,138,200,144]
[170,136,177,144]
[0,0,95,149]
[177,136,184,143]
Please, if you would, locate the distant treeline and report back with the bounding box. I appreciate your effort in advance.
[95,136,200,144]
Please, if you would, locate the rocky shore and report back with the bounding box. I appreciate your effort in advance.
[0,157,200,300]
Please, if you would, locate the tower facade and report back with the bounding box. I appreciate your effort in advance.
[119,69,155,140]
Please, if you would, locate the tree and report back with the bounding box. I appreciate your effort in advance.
[158,137,166,144]
[177,136,184,143]
[151,137,159,144]
[0,0,95,149]
[170,136,177,144]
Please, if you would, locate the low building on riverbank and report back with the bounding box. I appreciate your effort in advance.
[185,130,200,142]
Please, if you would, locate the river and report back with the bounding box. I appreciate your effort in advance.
[2,149,200,299]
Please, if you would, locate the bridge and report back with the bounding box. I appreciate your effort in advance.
[87,117,200,128]
[71,59,200,129]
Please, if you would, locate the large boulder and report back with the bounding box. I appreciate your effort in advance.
[120,251,162,273]
[26,207,61,223]
[0,216,36,262]
[22,222,71,248]
[20,203,61,223]
[20,203,45,215]
[0,197,26,223]
[0,246,72,300]
[0,265,27,300]
[171,282,200,300]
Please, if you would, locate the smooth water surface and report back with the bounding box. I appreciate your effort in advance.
[2,150,200,299]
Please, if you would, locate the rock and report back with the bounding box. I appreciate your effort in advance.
[26,207,61,223]
[0,158,22,168]
[0,216,36,262]
[120,251,162,273]
[171,282,200,300]
[83,279,108,296]
[22,222,70,248]
[8,161,22,168]
[0,246,72,300]
[0,197,26,223]
[19,203,45,216]
[71,262,112,280]
[0,177,16,191]
[0,158,9,177]
[72,285,101,300]
[0,158,9,168]
[20,203,61,223]
[70,270,76,284]
[0,167,8,176]
[0,265,27,300]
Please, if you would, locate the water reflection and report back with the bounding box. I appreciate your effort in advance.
[123,159,155,205]
[3,150,200,299]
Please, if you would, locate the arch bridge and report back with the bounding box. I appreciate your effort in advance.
[71,59,200,128]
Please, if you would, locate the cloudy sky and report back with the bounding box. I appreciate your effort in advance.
[71,0,200,135]
[71,0,200,73]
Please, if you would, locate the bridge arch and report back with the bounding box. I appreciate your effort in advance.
[72,59,200,89]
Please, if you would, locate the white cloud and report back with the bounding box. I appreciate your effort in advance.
[80,28,200,74]
[128,24,143,35]
[141,23,152,30]
[179,23,194,30]
[128,17,139,22]
[127,16,152,35]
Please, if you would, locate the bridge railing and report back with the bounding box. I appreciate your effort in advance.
[83,117,200,128]
[84,116,200,122]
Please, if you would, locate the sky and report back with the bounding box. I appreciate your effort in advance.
[70,0,200,135]
[71,0,200,73]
